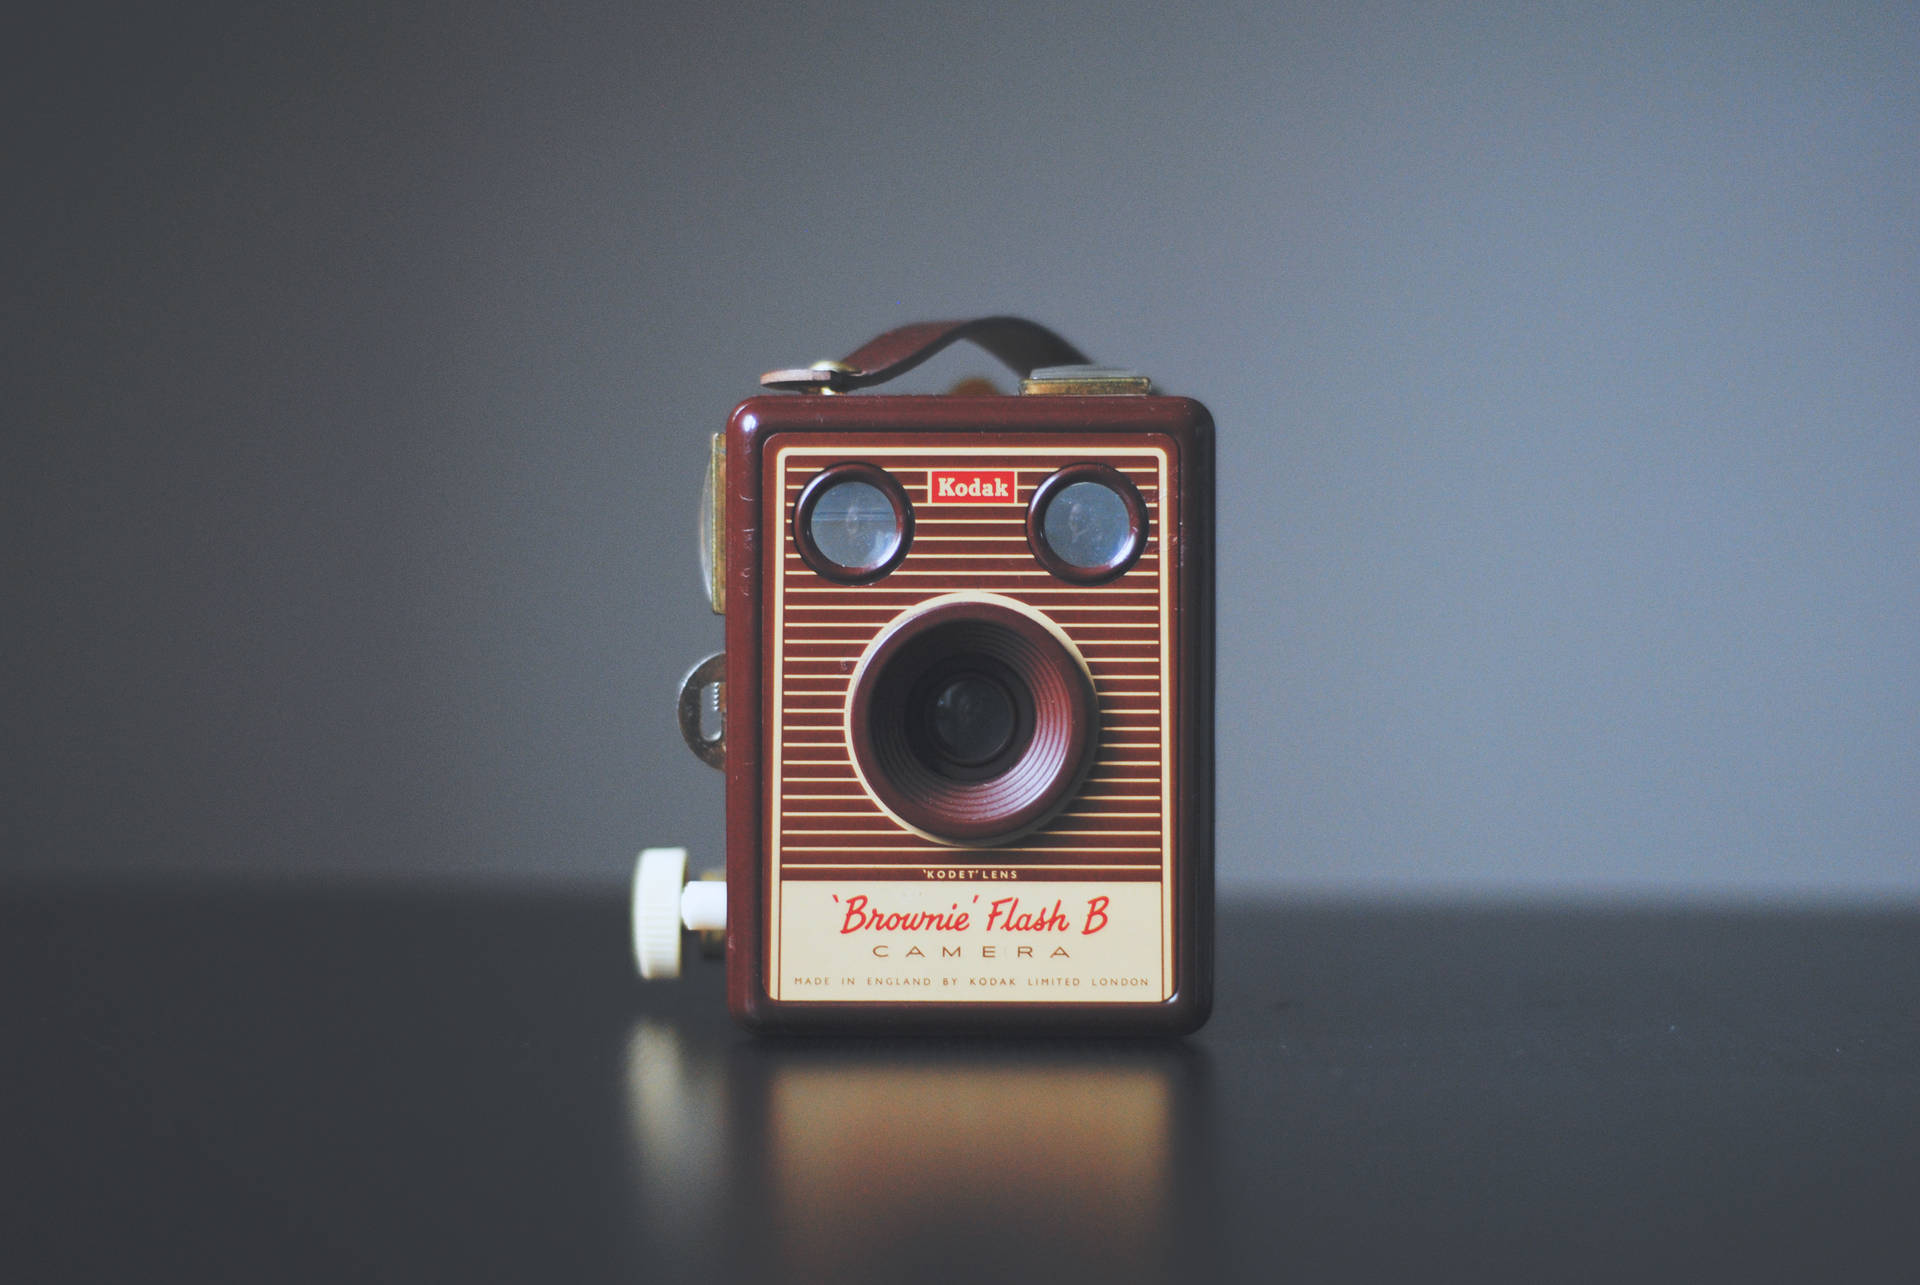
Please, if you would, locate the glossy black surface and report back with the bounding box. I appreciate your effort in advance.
[6,886,1918,1282]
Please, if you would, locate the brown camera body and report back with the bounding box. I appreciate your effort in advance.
[712,337,1214,1033]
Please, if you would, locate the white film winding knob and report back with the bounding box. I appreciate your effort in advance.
[634,848,729,979]
[634,847,688,980]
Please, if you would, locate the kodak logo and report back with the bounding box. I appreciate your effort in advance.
[927,468,1018,503]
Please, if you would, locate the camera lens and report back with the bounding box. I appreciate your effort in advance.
[794,464,913,582]
[848,596,1099,846]
[928,673,1017,767]
[1026,464,1148,583]
[902,660,1032,780]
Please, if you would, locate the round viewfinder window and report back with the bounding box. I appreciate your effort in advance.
[812,480,895,565]
[795,464,912,582]
[1043,482,1133,568]
[1026,464,1148,583]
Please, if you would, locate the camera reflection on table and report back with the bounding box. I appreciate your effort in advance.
[623,1020,1213,1280]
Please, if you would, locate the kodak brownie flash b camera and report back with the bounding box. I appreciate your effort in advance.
[635,318,1213,1033]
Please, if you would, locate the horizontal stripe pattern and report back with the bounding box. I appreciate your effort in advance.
[768,445,1159,875]
[773,448,1169,880]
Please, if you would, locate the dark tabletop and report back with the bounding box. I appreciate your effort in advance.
[6,884,1917,1282]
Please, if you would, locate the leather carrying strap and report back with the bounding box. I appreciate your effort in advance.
[761,316,1090,393]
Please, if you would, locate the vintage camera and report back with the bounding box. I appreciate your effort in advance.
[636,318,1213,1033]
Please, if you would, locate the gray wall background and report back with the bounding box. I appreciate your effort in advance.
[7,1,1915,898]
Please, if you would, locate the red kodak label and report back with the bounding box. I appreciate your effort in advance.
[927,468,1017,503]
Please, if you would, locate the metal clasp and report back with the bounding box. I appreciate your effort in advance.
[677,653,725,769]
[1020,364,1153,395]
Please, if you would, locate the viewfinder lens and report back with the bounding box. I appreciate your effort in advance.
[1026,464,1148,583]
[810,480,897,567]
[1042,481,1133,569]
[794,464,913,582]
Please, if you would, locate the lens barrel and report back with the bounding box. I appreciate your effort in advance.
[847,597,1100,846]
